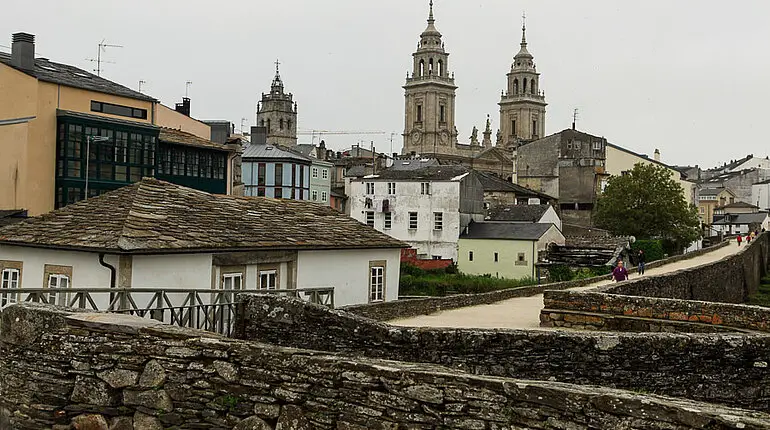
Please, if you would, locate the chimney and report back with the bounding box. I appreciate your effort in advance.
[654,149,661,162]
[250,126,267,145]
[11,32,35,71]
[174,97,191,116]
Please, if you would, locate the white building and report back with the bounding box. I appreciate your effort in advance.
[752,179,770,211]
[0,179,405,308]
[346,165,485,261]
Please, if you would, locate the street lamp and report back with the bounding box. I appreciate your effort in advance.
[85,135,111,200]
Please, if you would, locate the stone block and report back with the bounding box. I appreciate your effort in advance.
[213,360,239,382]
[71,376,117,406]
[98,369,139,389]
[132,411,162,430]
[233,416,272,430]
[138,360,166,388]
[109,416,133,430]
[71,414,108,430]
[276,405,312,429]
[253,402,281,419]
[123,390,174,413]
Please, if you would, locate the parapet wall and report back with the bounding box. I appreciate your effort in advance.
[541,234,770,332]
[5,304,769,429]
[344,240,731,322]
[236,294,770,412]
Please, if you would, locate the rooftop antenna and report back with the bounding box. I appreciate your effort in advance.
[185,81,193,98]
[86,39,123,76]
[572,108,579,130]
[138,80,146,93]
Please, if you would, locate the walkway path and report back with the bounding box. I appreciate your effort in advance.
[390,241,742,330]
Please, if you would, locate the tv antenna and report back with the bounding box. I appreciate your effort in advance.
[572,108,579,130]
[185,81,193,98]
[86,39,123,76]
[138,80,146,93]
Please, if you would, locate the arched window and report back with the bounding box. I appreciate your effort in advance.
[531,80,537,94]
[287,120,292,130]
[419,59,425,77]
[513,79,519,94]
[429,58,434,75]
[523,78,528,94]
[438,60,444,77]
[267,119,271,132]
[280,118,284,130]
[260,119,264,127]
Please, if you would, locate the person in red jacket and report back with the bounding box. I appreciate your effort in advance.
[737,235,743,247]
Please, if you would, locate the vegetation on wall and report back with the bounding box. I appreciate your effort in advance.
[546,265,612,283]
[399,263,536,296]
[748,276,770,308]
[594,163,701,253]
[631,240,665,262]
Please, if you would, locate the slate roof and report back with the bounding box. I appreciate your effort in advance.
[0,52,156,102]
[159,128,230,152]
[369,165,469,181]
[390,159,441,171]
[487,204,551,222]
[0,210,27,228]
[473,170,555,199]
[699,188,729,197]
[294,144,316,157]
[713,212,769,226]
[715,201,759,210]
[242,144,311,162]
[0,178,406,253]
[460,222,554,241]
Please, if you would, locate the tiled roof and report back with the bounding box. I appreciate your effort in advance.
[713,212,769,226]
[699,188,728,196]
[242,144,311,162]
[0,179,406,253]
[369,165,469,181]
[460,222,555,241]
[0,210,27,227]
[0,52,156,102]
[473,170,554,199]
[294,144,316,157]
[391,159,441,171]
[487,204,551,222]
[716,201,759,210]
[159,128,230,152]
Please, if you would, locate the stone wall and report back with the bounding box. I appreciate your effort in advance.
[236,294,770,411]
[541,234,769,332]
[6,304,770,429]
[344,239,731,322]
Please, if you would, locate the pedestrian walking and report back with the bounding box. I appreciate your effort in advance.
[612,260,629,282]
[747,234,752,244]
[737,235,743,246]
[637,250,646,276]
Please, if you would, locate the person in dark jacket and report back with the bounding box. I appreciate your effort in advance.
[612,260,629,282]
[637,250,646,275]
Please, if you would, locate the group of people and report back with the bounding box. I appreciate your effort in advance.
[736,229,763,246]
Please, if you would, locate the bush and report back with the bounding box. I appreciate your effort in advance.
[548,265,574,282]
[399,271,536,297]
[631,240,664,263]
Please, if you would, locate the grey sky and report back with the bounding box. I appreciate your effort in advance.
[3,0,768,168]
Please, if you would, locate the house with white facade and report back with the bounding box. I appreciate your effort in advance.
[0,178,405,308]
[347,165,485,261]
[712,202,770,235]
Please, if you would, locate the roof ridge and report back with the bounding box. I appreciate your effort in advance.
[114,181,149,251]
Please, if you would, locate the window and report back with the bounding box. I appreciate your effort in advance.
[91,100,147,120]
[1,265,20,307]
[259,270,277,290]
[516,253,527,266]
[511,120,517,137]
[593,141,603,151]
[312,167,319,178]
[469,251,474,262]
[700,207,706,214]
[321,191,328,202]
[275,188,283,199]
[366,182,375,194]
[434,212,443,231]
[409,212,418,230]
[366,211,375,227]
[369,262,386,303]
[532,120,538,137]
[417,105,423,123]
[47,274,70,306]
[222,273,243,290]
[421,182,431,195]
[312,190,318,201]
[275,164,283,186]
[258,163,266,186]
[280,118,284,130]
[322,169,328,179]
[494,252,499,263]
[440,105,446,123]
[388,182,396,195]
[384,212,392,229]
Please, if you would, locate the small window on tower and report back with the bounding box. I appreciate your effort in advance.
[417,105,423,123]
[280,119,284,130]
[440,105,446,123]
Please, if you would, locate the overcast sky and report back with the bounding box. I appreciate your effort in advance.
[2,0,769,168]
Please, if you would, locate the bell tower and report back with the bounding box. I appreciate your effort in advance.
[499,14,547,149]
[402,1,458,156]
[257,60,298,146]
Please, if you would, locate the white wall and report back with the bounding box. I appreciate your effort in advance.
[752,183,770,211]
[0,245,116,289]
[131,254,213,289]
[296,248,401,307]
[734,159,770,172]
[540,206,563,231]
[348,179,461,260]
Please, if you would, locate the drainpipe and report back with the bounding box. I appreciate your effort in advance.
[99,253,116,288]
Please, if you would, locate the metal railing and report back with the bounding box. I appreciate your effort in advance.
[0,286,334,336]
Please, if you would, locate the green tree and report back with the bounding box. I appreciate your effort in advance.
[594,163,701,251]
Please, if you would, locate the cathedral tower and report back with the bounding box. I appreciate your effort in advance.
[257,61,298,146]
[402,1,458,156]
[498,16,547,148]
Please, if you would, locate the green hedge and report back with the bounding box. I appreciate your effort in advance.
[546,265,612,283]
[399,263,536,296]
[631,240,665,262]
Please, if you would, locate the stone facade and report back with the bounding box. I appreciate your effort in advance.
[256,63,297,147]
[5,304,770,428]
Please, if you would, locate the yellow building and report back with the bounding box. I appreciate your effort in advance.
[605,144,697,205]
[698,188,736,226]
[0,32,238,216]
[458,222,565,280]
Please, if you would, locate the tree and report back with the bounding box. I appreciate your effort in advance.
[594,163,701,250]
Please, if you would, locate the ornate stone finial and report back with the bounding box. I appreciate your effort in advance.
[521,12,527,45]
[470,126,479,145]
[429,0,434,23]
[485,114,491,132]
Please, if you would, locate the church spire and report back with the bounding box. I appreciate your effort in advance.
[521,12,527,45]
[428,0,434,23]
